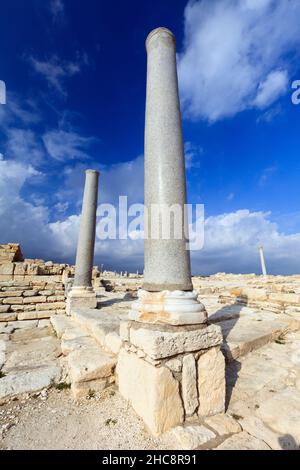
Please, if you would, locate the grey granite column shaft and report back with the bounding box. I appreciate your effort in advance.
[143,27,192,292]
[73,170,99,288]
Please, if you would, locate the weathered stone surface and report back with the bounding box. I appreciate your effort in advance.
[240,416,299,450]
[170,425,216,450]
[38,302,65,310]
[9,320,38,330]
[104,332,122,355]
[18,310,56,320]
[23,296,47,304]
[50,315,74,338]
[67,348,116,383]
[23,290,39,297]
[215,431,270,450]
[71,378,108,400]
[165,357,182,372]
[0,312,17,322]
[10,305,25,312]
[0,366,61,403]
[0,305,10,314]
[2,297,23,305]
[61,336,93,356]
[129,324,222,360]
[182,354,198,416]
[256,388,300,442]
[198,347,225,417]
[117,348,184,436]
[205,414,241,436]
[0,291,23,297]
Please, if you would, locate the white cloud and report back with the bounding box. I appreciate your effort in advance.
[28,55,81,96]
[178,0,300,122]
[1,153,299,274]
[5,128,45,165]
[42,129,94,161]
[49,0,64,19]
[184,141,203,170]
[191,209,300,275]
[253,70,288,109]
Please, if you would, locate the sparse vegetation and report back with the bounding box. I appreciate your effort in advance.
[55,382,71,390]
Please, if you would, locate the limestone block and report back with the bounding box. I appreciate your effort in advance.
[240,416,298,450]
[117,348,184,436]
[10,305,25,312]
[165,357,182,372]
[2,297,23,305]
[119,321,130,341]
[40,290,55,296]
[129,324,222,360]
[71,378,108,400]
[197,347,225,417]
[23,290,39,297]
[13,263,27,275]
[23,305,36,312]
[36,302,65,311]
[0,305,10,313]
[104,332,122,355]
[0,291,23,297]
[169,425,216,450]
[23,296,47,304]
[67,348,116,383]
[205,414,241,436]
[0,366,61,404]
[61,336,91,355]
[216,431,270,450]
[50,315,74,338]
[182,354,198,415]
[0,263,15,276]
[0,312,17,322]
[17,310,56,320]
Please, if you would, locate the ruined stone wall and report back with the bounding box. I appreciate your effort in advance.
[0,280,66,322]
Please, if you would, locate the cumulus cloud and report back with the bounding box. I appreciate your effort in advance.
[178,0,300,121]
[1,152,299,274]
[191,209,300,275]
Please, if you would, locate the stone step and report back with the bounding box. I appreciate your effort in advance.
[206,302,300,361]
[50,314,117,399]
[71,308,123,355]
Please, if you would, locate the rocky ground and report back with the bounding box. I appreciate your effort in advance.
[0,284,300,450]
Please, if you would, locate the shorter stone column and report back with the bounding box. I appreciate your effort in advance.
[259,246,267,277]
[67,170,99,314]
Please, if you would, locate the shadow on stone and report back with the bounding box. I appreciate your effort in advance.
[278,434,299,450]
[208,298,248,411]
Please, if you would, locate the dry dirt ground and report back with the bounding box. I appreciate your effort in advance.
[0,387,170,450]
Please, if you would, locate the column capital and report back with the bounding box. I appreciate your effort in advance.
[146,27,175,51]
[85,169,99,175]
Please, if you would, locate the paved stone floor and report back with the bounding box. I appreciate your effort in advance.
[0,291,300,450]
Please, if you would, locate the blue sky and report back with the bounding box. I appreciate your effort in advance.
[0,0,300,275]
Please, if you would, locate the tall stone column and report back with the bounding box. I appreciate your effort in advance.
[67,170,99,314]
[117,28,225,437]
[143,27,191,293]
[129,27,206,326]
[259,246,267,277]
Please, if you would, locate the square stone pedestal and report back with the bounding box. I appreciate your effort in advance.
[66,286,97,315]
[116,320,226,436]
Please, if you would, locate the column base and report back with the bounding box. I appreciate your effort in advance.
[66,286,97,315]
[117,320,225,436]
[128,289,207,326]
